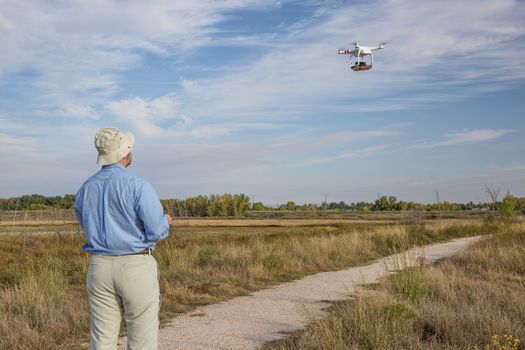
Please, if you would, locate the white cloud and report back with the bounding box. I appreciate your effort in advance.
[178,0,525,119]
[0,133,36,155]
[0,117,25,132]
[104,94,248,139]
[271,129,397,152]
[298,145,387,166]
[3,0,525,124]
[411,129,514,149]
[189,126,233,139]
[105,94,180,136]
[57,104,100,120]
[180,115,193,126]
[438,129,514,146]
[181,79,199,92]
[134,128,392,180]
[0,0,273,107]
[493,162,525,172]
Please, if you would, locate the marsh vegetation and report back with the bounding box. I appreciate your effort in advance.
[262,223,525,350]
[0,219,494,349]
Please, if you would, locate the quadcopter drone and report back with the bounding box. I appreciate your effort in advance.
[337,42,386,71]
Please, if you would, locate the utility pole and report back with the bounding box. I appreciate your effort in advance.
[323,193,328,212]
[250,194,256,209]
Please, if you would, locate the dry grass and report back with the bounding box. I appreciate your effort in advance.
[0,218,435,228]
[0,208,489,226]
[0,220,492,349]
[262,222,525,350]
[0,220,79,227]
[169,218,400,227]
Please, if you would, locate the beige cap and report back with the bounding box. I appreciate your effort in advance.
[94,127,135,165]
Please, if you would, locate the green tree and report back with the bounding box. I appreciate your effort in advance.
[251,202,267,211]
[372,196,397,211]
[278,201,296,211]
[500,192,517,220]
[208,194,227,216]
[231,194,250,216]
[516,197,525,214]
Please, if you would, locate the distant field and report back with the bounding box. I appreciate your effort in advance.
[0,218,395,228]
[0,216,400,237]
[0,209,488,237]
[0,219,495,349]
[0,208,490,223]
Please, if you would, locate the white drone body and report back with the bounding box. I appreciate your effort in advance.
[337,42,385,71]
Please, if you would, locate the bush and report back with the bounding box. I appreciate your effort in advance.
[501,194,517,221]
[468,334,521,350]
[388,267,429,303]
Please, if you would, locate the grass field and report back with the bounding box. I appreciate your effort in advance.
[0,218,497,349]
[262,222,525,350]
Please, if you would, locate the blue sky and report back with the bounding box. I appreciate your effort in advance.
[1,0,524,204]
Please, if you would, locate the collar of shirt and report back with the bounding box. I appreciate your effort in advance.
[101,163,126,171]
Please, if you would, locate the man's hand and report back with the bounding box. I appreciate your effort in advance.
[164,214,173,225]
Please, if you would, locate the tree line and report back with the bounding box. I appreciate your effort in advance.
[161,194,250,217]
[266,195,525,214]
[0,194,76,211]
[1,193,524,217]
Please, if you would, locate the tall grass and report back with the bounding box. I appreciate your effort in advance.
[0,220,491,349]
[262,222,525,350]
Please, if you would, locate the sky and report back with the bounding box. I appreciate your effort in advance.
[1,0,524,205]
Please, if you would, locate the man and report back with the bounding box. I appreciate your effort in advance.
[74,127,173,350]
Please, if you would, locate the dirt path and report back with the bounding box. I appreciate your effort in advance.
[118,236,482,350]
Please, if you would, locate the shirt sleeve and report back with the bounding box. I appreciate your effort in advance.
[136,181,169,242]
[74,188,84,225]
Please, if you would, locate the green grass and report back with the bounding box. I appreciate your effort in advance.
[0,220,492,349]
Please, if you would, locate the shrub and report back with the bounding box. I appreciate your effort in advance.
[388,266,429,303]
[468,334,521,350]
[501,194,517,221]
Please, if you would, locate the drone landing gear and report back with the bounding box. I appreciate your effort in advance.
[351,63,372,71]
[351,52,373,71]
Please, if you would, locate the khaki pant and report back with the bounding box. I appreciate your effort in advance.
[87,254,160,350]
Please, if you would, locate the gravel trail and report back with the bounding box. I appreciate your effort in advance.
[118,236,482,350]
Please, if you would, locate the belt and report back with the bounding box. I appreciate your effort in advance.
[125,248,153,256]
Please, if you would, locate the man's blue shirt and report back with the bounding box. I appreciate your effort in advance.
[74,163,169,255]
